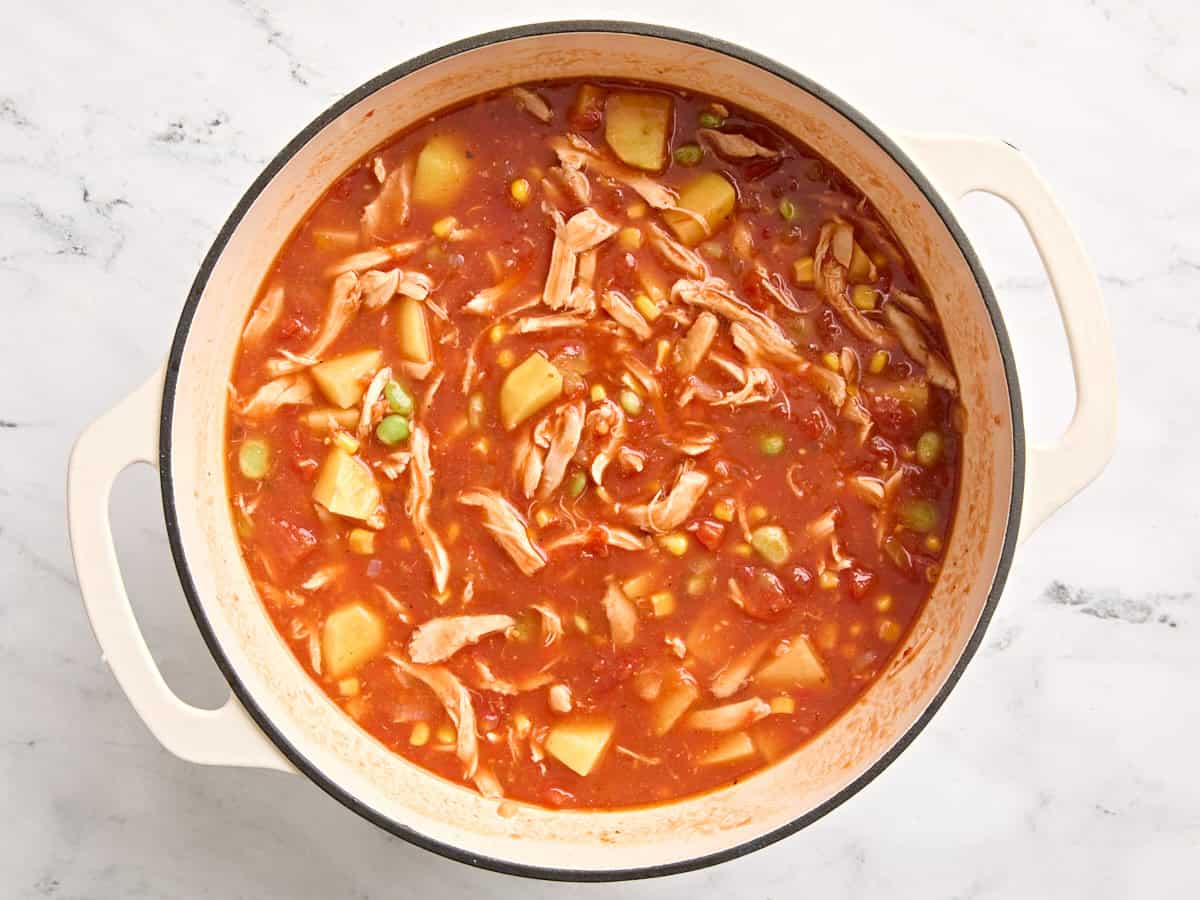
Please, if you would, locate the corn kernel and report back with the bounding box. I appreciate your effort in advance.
[748,504,768,524]
[510,177,531,204]
[713,498,736,522]
[851,285,878,310]
[333,431,360,454]
[410,722,430,746]
[925,534,943,553]
[733,542,753,558]
[497,348,516,368]
[622,573,655,598]
[634,292,661,322]
[432,216,457,239]
[534,507,554,529]
[658,532,689,557]
[590,384,607,402]
[819,570,839,589]
[686,573,711,596]
[868,350,889,374]
[627,201,646,219]
[848,621,864,638]
[573,613,590,634]
[513,713,532,738]
[878,619,903,642]
[816,621,839,652]
[770,696,795,715]
[822,351,841,371]
[656,339,672,369]
[618,226,643,250]
[489,324,506,344]
[874,594,894,613]
[337,677,360,697]
[793,256,814,285]
[637,270,666,303]
[348,528,375,555]
[445,521,461,544]
[436,724,456,745]
[649,591,676,617]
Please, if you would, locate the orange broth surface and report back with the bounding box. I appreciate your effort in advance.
[225,80,960,809]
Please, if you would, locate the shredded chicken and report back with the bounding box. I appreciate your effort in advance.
[473,767,504,799]
[513,312,592,334]
[237,373,314,417]
[514,428,545,499]
[808,506,840,539]
[563,207,619,253]
[459,490,547,575]
[587,399,626,485]
[361,157,412,240]
[707,365,776,409]
[892,288,937,327]
[549,134,699,222]
[359,269,400,310]
[624,355,662,398]
[697,128,779,159]
[710,642,770,699]
[550,161,590,204]
[531,604,564,646]
[547,684,573,714]
[391,656,478,777]
[512,86,553,123]
[849,474,887,507]
[407,426,450,593]
[544,524,650,553]
[537,401,586,499]
[882,304,959,393]
[409,614,516,664]
[463,269,524,316]
[266,272,363,376]
[600,290,653,340]
[687,697,771,731]
[570,248,598,310]
[242,285,285,346]
[617,446,646,471]
[664,422,720,456]
[602,579,638,648]
[324,240,422,278]
[624,463,711,533]
[299,564,343,592]
[396,270,433,301]
[646,222,708,278]
[753,264,803,313]
[813,222,888,344]
[470,660,557,696]
[673,311,719,377]
[356,365,391,439]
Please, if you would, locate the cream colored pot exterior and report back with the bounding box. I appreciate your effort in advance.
[68,24,1116,880]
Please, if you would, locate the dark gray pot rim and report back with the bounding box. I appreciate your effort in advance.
[158,19,1024,883]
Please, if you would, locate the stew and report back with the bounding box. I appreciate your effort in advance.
[225,80,961,809]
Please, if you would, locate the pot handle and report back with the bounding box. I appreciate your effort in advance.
[68,366,296,773]
[899,134,1117,544]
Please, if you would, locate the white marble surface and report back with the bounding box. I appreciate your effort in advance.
[2,0,1197,896]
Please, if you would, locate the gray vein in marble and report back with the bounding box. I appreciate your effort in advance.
[1041,580,1186,626]
[231,0,315,86]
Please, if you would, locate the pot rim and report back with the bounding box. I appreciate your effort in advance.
[158,19,1025,882]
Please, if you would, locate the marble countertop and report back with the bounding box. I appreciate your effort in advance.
[3,1,1197,897]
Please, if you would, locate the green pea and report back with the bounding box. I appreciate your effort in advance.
[698,111,724,129]
[899,499,938,533]
[673,143,703,166]
[384,381,414,416]
[238,439,271,480]
[750,525,791,567]
[759,432,785,456]
[566,471,587,498]
[376,414,410,445]
[619,389,643,417]
[916,431,943,467]
[778,198,798,221]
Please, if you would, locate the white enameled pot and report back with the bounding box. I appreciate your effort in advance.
[67,22,1116,881]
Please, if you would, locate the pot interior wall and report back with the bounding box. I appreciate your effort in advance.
[166,29,1015,873]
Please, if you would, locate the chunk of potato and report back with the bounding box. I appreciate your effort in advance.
[499,352,563,431]
[849,241,877,283]
[754,635,828,689]
[604,92,672,172]
[300,407,361,433]
[699,732,757,766]
[412,134,471,207]
[322,601,385,678]
[652,675,700,736]
[569,83,606,131]
[312,446,381,521]
[545,718,615,776]
[868,378,930,414]
[663,172,737,246]
[311,349,383,408]
[397,297,432,363]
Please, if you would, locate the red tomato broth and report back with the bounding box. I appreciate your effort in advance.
[225,80,961,809]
